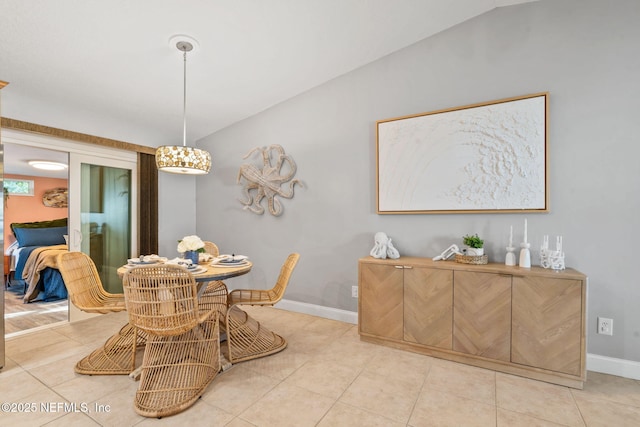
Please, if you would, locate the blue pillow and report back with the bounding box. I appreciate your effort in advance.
[14,226,68,247]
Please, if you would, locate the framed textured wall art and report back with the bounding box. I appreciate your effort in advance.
[376,92,548,214]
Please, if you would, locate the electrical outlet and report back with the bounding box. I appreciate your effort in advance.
[597,317,613,336]
[351,286,358,298]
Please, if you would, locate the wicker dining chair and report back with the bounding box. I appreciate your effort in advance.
[57,251,127,313]
[199,240,227,317]
[224,253,299,363]
[122,264,221,418]
[203,241,219,257]
[57,251,146,375]
[227,253,300,307]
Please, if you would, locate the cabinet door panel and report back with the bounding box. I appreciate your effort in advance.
[512,276,582,375]
[359,263,403,340]
[453,271,511,361]
[404,268,453,349]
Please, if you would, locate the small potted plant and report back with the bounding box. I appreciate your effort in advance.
[462,233,484,256]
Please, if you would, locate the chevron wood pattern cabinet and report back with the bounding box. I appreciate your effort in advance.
[404,267,453,349]
[453,271,512,361]
[512,275,583,376]
[358,256,587,389]
[359,262,404,340]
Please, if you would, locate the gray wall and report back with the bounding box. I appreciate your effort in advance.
[196,0,640,362]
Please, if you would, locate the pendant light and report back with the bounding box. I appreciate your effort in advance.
[156,37,211,174]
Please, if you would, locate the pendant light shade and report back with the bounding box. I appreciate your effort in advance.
[156,38,211,175]
[155,146,211,174]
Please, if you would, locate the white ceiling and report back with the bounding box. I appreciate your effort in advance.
[0,0,535,152]
[3,144,69,178]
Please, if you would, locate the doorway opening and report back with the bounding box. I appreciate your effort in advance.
[4,143,69,336]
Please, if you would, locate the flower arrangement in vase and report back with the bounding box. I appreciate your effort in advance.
[177,235,205,264]
[462,233,484,256]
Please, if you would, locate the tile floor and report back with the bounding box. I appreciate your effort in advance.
[2,306,640,426]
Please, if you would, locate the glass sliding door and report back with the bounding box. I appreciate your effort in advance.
[80,164,132,293]
[69,154,137,321]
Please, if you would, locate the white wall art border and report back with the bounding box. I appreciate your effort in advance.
[376,93,549,214]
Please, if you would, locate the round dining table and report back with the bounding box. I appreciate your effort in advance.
[117,260,253,283]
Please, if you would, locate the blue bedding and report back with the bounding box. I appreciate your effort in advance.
[14,245,68,303]
[31,267,68,302]
[14,245,40,280]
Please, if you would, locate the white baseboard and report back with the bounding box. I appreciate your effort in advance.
[587,354,640,380]
[275,300,640,381]
[275,299,358,324]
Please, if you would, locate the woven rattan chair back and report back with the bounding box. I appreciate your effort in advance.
[227,253,300,307]
[270,253,300,303]
[123,264,202,337]
[203,241,219,257]
[57,251,126,314]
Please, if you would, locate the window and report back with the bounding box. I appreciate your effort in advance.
[4,179,35,196]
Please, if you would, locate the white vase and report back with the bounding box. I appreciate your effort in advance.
[466,247,484,256]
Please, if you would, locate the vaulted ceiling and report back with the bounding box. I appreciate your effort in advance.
[0,0,536,148]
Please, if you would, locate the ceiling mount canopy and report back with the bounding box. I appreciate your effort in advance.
[156,36,211,175]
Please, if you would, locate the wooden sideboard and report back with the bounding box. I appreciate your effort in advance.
[358,256,587,389]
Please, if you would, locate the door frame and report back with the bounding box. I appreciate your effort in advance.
[2,128,138,323]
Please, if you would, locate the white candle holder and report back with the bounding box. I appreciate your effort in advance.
[505,246,516,266]
[519,242,531,268]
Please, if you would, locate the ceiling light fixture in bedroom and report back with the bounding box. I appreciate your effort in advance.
[156,35,211,175]
[28,160,68,171]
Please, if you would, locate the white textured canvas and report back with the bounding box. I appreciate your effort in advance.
[377,94,547,213]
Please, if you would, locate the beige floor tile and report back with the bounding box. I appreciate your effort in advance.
[226,416,259,426]
[203,366,280,415]
[9,337,87,370]
[42,411,102,426]
[286,329,335,354]
[5,329,71,354]
[239,382,334,427]
[242,346,311,380]
[497,407,569,426]
[363,345,431,390]
[135,399,235,426]
[1,354,22,375]
[0,369,51,401]
[424,360,496,405]
[302,316,353,337]
[283,358,360,399]
[82,386,144,426]
[339,370,420,423]
[53,315,126,346]
[0,387,71,427]
[313,334,379,369]
[318,402,405,427]
[572,371,640,408]
[52,372,136,404]
[27,353,84,388]
[573,392,640,427]
[410,389,497,427]
[496,373,585,426]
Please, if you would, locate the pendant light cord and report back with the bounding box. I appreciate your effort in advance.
[182,49,187,148]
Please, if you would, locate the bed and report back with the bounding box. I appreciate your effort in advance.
[8,218,69,303]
